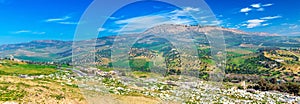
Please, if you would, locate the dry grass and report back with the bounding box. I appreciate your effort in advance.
[0,76,87,104]
[264,50,300,73]
[82,93,175,104]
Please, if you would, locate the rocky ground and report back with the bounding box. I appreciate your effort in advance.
[1,69,300,104]
[76,71,300,104]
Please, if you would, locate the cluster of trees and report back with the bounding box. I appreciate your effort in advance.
[129,58,152,72]
[225,53,282,75]
[279,54,299,62]
[248,78,300,96]
[226,63,261,74]
[226,60,261,74]
[257,47,280,52]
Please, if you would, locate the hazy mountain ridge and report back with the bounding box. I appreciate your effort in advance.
[144,24,278,36]
[0,40,72,51]
[0,24,279,51]
[0,24,296,62]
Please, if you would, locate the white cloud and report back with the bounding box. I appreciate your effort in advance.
[13,30,31,34]
[97,27,106,32]
[240,3,273,14]
[113,7,203,34]
[262,23,270,26]
[114,15,170,34]
[262,3,273,7]
[241,24,247,26]
[108,16,121,20]
[170,7,201,18]
[257,8,264,11]
[32,32,46,35]
[251,4,261,8]
[260,16,282,20]
[242,16,281,28]
[108,6,225,34]
[13,30,45,35]
[45,16,70,22]
[199,15,214,19]
[183,7,200,12]
[45,16,78,25]
[240,7,252,13]
[243,15,280,28]
[200,20,208,23]
[57,22,78,25]
[246,19,266,28]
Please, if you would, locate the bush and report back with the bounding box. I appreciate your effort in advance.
[256,78,300,96]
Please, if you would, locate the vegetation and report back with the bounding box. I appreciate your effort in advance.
[0,60,57,75]
[129,58,152,72]
[1,31,300,103]
[97,66,114,72]
[0,85,26,101]
[248,78,300,96]
[50,94,65,100]
[0,74,85,103]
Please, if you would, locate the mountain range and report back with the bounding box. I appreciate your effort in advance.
[0,24,298,63]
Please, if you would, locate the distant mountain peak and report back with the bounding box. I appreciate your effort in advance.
[143,24,279,36]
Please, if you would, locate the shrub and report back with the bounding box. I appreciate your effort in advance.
[51,94,65,100]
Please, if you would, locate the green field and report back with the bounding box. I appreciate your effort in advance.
[0,60,57,75]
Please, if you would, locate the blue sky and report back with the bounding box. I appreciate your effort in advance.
[0,0,300,44]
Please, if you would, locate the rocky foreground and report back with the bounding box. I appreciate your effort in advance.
[1,68,299,104]
[75,70,300,104]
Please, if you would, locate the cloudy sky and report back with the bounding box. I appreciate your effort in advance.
[0,0,300,44]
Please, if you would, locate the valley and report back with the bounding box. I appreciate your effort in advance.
[1,24,300,103]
